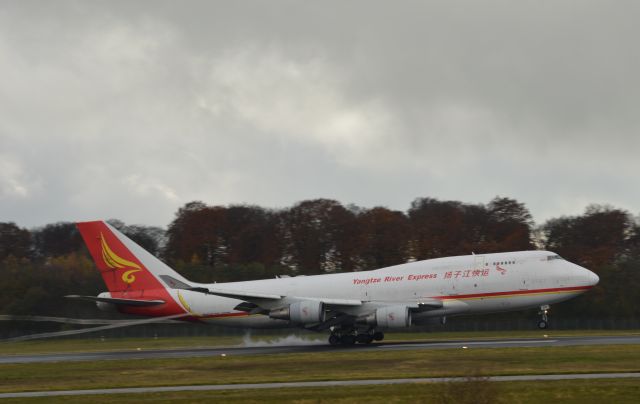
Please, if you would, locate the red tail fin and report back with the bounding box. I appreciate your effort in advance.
[77,221,164,293]
[76,220,190,317]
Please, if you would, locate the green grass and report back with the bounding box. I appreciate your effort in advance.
[1,379,640,403]
[1,345,639,393]
[1,329,638,355]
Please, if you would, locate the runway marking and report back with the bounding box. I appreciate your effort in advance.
[1,373,638,398]
[382,339,558,348]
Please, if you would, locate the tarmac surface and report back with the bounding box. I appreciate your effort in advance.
[1,334,639,364]
[1,372,639,398]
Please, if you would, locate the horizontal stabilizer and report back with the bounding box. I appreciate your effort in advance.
[65,295,166,307]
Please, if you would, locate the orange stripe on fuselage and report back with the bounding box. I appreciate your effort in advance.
[435,285,593,300]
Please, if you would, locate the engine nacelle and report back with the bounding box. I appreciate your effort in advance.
[358,305,412,328]
[95,292,117,312]
[269,301,325,324]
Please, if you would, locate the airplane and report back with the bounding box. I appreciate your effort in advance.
[67,220,600,345]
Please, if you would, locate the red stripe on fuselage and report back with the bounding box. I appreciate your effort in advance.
[434,285,593,300]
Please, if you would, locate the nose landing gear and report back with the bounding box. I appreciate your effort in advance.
[537,305,550,329]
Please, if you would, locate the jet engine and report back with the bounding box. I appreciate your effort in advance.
[268,301,325,324]
[95,292,118,312]
[357,305,411,328]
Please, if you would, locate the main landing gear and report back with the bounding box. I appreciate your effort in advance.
[537,305,550,329]
[328,329,384,346]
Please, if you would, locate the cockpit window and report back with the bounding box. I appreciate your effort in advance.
[547,255,563,261]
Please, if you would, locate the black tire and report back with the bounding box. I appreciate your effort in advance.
[340,335,356,345]
[537,320,548,329]
[356,334,374,344]
[328,334,340,346]
[373,331,384,341]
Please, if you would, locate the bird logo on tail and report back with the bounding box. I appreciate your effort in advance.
[100,232,142,284]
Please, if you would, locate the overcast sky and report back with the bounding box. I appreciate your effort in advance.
[1,0,639,228]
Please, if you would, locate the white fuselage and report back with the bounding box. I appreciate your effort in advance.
[168,251,598,328]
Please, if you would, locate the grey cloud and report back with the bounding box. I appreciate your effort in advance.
[1,1,639,227]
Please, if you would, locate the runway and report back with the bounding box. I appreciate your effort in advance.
[1,334,639,364]
[1,372,639,398]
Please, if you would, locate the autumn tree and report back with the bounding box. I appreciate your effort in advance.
[220,205,282,267]
[31,222,84,258]
[409,197,534,259]
[3,197,640,326]
[542,205,635,268]
[0,222,31,260]
[164,201,227,266]
[357,207,410,270]
[486,197,534,252]
[281,199,359,274]
[541,205,639,320]
[409,198,483,259]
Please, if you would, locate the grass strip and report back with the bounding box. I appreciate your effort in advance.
[0,378,639,403]
[1,345,639,393]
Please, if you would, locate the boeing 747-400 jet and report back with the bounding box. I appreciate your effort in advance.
[68,221,599,345]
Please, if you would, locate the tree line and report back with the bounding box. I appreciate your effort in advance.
[1,196,639,322]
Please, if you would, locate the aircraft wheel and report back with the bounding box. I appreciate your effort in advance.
[373,331,384,341]
[340,335,356,345]
[537,320,548,329]
[328,334,341,346]
[356,334,374,344]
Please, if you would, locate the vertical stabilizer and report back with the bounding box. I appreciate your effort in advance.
[76,221,189,293]
[76,221,189,316]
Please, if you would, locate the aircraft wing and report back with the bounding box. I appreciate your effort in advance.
[204,288,441,308]
[161,275,364,309]
[203,288,363,308]
[161,276,442,329]
[203,287,442,319]
[202,288,283,300]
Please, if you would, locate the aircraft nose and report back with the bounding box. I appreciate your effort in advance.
[587,270,599,286]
